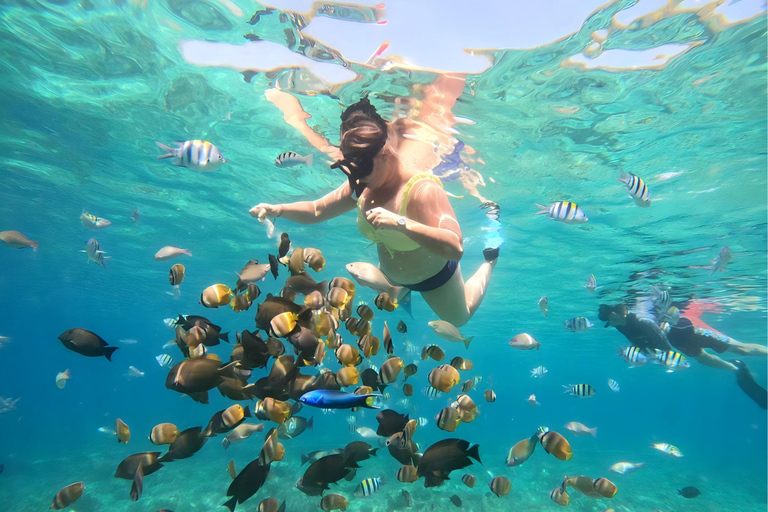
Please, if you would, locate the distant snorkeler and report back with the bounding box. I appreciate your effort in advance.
[252,77,499,327]
[599,291,767,409]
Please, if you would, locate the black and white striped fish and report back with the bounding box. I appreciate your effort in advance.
[535,201,588,224]
[564,317,594,332]
[274,151,313,167]
[653,349,690,371]
[619,169,651,207]
[156,140,226,172]
[652,285,672,311]
[422,385,443,399]
[563,383,596,397]
[607,378,620,392]
[355,477,381,497]
[618,346,648,366]
[585,274,596,293]
[155,353,174,368]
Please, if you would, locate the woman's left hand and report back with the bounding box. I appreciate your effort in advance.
[366,207,401,230]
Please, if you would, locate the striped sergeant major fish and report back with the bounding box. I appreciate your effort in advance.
[422,385,443,399]
[82,238,109,267]
[155,140,226,172]
[354,477,381,497]
[619,168,651,207]
[607,378,620,392]
[653,349,690,372]
[530,365,547,378]
[564,317,594,332]
[651,285,672,311]
[535,201,588,224]
[585,274,596,293]
[155,354,174,368]
[618,346,648,366]
[274,151,313,167]
[563,383,596,398]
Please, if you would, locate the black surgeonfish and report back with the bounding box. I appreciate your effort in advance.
[218,377,258,401]
[416,438,481,488]
[733,359,767,409]
[175,315,229,344]
[255,296,312,332]
[297,454,354,495]
[129,461,143,501]
[115,452,163,479]
[278,233,291,258]
[223,460,271,512]
[165,359,242,394]
[232,330,271,369]
[341,441,378,467]
[158,427,207,462]
[376,409,409,437]
[58,328,118,360]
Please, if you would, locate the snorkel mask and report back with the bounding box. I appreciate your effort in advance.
[331,96,388,198]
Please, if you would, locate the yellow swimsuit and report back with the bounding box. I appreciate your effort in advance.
[357,173,443,256]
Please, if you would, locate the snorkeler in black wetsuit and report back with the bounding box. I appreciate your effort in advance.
[597,304,672,353]
[599,303,768,410]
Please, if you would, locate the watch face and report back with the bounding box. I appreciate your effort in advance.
[398,216,406,226]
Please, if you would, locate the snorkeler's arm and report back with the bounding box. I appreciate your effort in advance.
[366,181,463,260]
[265,88,343,161]
[250,182,356,224]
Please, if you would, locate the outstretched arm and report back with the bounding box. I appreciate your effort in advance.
[365,181,463,261]
[250,181,356,225]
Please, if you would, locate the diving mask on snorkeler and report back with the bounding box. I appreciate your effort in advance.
[331,96,389,198]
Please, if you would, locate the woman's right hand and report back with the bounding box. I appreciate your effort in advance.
[249,203,283,219]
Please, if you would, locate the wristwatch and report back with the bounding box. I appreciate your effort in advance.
[397,216,406,229]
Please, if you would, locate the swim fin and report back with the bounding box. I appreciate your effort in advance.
[732,359,767,409]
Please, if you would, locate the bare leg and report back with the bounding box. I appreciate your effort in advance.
[695,351,738,371]
[725,341,768,357]
[421,260,496,327]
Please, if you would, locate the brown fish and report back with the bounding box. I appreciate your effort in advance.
[489,475,511,496]
[484,389,497,402]
[320,493,348,511]
[130,461,143,501]
[357,304,374,322]
[336,366,360,387]
[506,434,538,467]
[224,459,271,511]
[165,359,241,394]
[258,428,286,465]
[200,284,233,308]
[234,260,271,293]
[149,423,180,445]
[169,264,185,286]
[0,230,38,251]
[379,357,404,384]
[52,482,85,509]
[116,418,130,443]
[158,427,207,462]
[114,452,163,479]
[428,365,460,393]
[396,464,418,483]
[304,247,326,272]
[461,474,476,488]
[374,292,397,311]
[539,431,573,461]
[58,328,118,360]
[278,233,291,258]
[435,407,461,433]
[416,438,481,488]
[227,459,237,479]
[421,345,445,361]
[257,497,286,512]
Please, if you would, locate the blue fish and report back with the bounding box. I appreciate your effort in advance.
[298,390,382,410]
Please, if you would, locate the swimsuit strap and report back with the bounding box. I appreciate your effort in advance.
[399,173,443,215]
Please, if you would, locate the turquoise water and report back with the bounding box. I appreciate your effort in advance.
[0,0,766,510]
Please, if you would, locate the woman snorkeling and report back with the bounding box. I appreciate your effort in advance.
[251,86,498,327]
